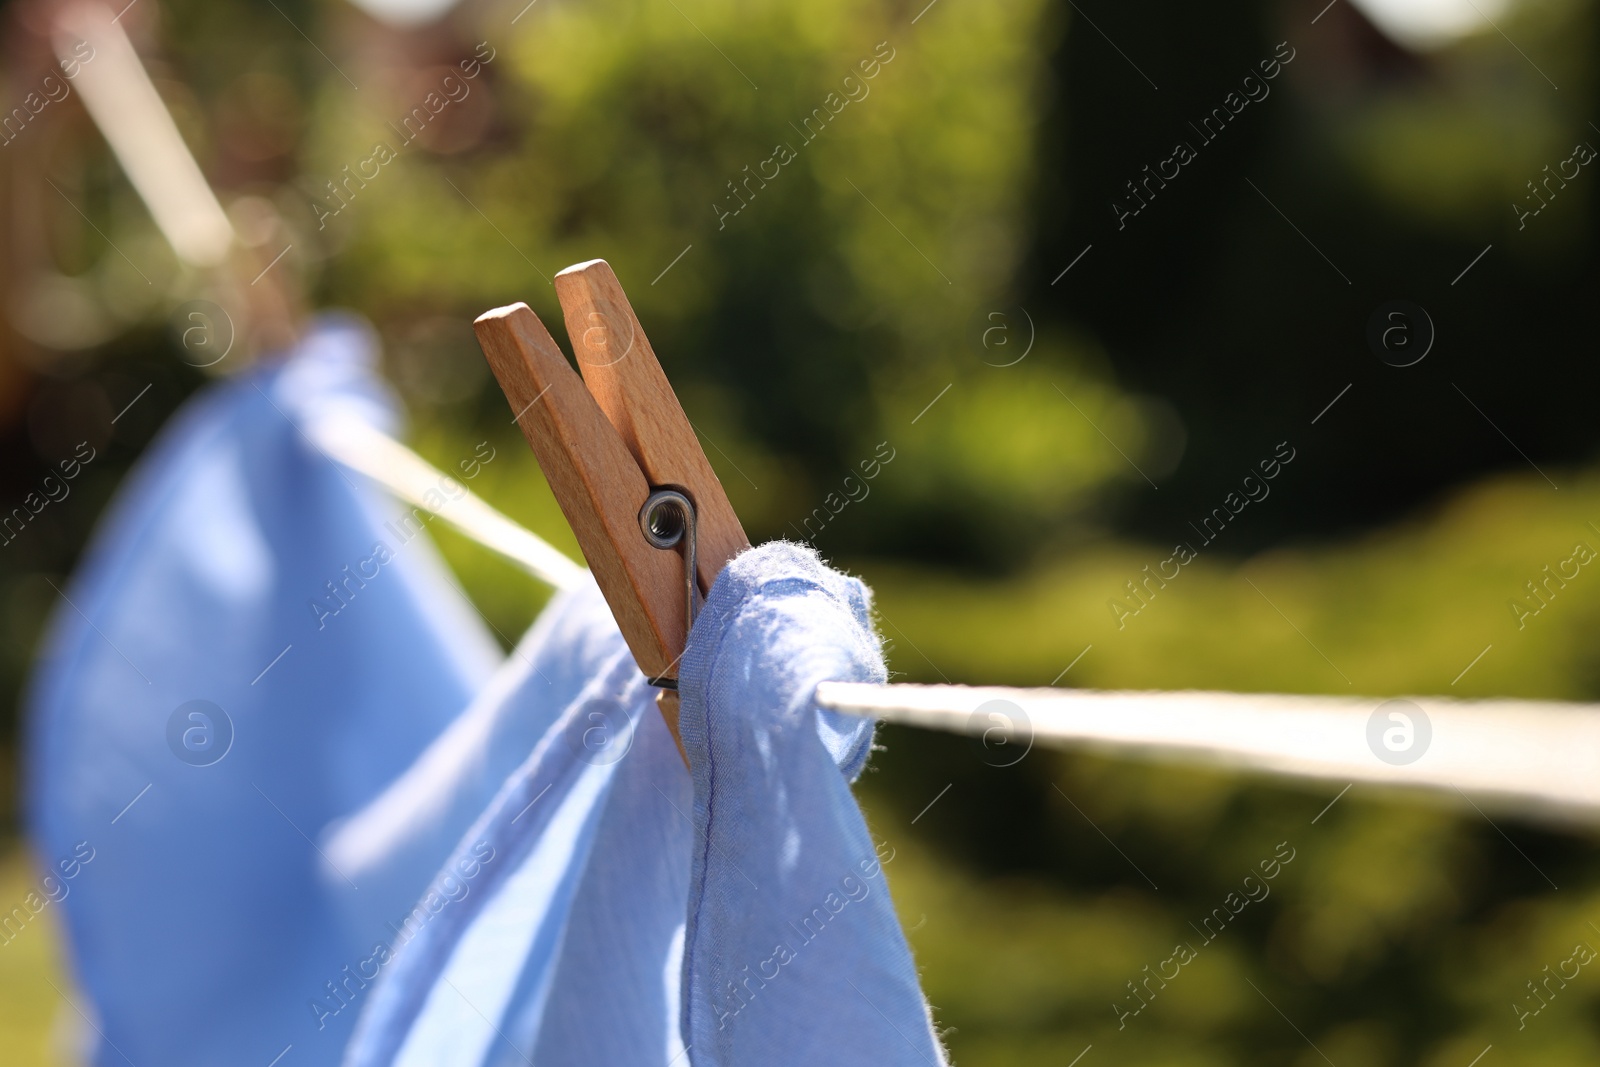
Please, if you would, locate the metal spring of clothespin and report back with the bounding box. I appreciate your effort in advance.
[639,488,697,691]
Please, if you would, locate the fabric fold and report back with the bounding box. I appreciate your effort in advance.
[342,587,695,1067]
[677,541,946,1066]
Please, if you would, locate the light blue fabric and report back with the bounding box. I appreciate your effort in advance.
[345,542,945,1067]
[677,542,945,1066]
[23,316,516,1067]
[319,571,633,950]
[27,307,942,1066]
[343,598,692,1067]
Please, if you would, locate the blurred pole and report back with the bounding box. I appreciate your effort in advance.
[50,1,303,356]
[52,3,231,268]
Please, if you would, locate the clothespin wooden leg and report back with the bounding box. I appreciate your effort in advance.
[552,260,748,593]
[475,262,746,769]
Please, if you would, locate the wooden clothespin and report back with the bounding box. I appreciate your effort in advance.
[473,260,748,757]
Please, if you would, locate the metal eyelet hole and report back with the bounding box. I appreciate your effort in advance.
[642,495,688,548]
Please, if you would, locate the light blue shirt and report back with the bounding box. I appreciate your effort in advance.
[29,313,944,1066]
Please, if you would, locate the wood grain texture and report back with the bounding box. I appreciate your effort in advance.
[473,303,685,678]
[553,259,749,595]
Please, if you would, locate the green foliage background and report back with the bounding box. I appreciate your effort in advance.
[3,0,1600,1063]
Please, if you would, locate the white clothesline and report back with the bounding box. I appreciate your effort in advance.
[306,417,588,591]
[814,683,1600,827]
[325,425,1600,825]
[69,6,1600,827]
